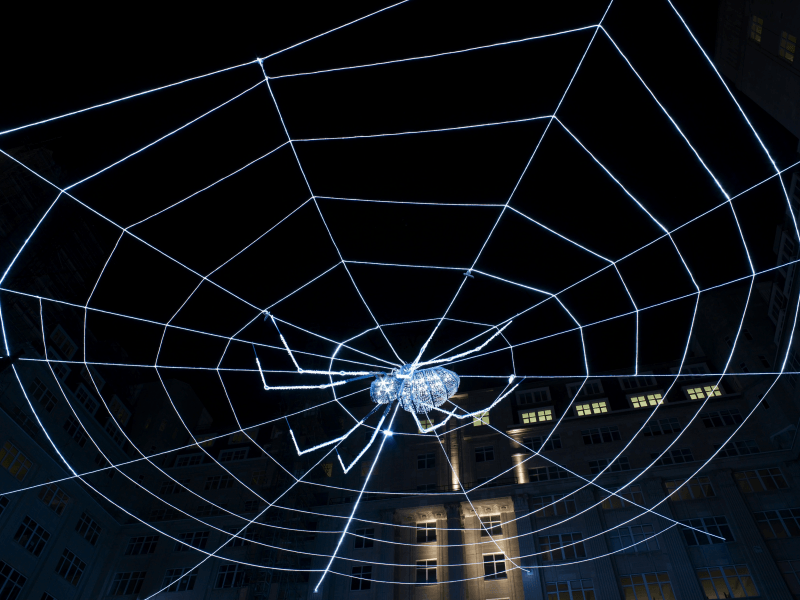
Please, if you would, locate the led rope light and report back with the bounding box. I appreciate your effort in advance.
[1,0,798,588]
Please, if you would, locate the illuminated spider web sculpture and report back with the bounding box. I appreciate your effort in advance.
[1,0,799,596]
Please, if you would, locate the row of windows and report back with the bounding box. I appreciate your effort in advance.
[750,15,796,64]
[173,447,249,467]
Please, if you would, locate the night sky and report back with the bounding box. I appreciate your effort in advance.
[2,0,798,432]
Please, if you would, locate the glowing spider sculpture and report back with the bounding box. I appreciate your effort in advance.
[253,311,520,473]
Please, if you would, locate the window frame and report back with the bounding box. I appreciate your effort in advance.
[697,565,758,598]
[55,548,86,586]
[608,523,659,553]
[415,560,437,584]
[520,407,554,424]
[627,392,663,409]
[483,554,507,580]
[475,446,494,463]
[417,522,437,543]
[682,516,733,545]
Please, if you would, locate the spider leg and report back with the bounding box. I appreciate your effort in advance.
[287,402,382,456]
[336,402,392,473]
[414,320,513,368]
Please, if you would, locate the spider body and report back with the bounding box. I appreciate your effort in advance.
[370,364,460,414]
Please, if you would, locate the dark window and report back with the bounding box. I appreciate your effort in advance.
[609,524,659,553]
[55,549,86,585]
[522,434,561,451]
[14,516,51,556]
[483,554,507,579]
[417,453,435,469]
[162,567,198,592]
[38,483,69,515]
[589,457,630,474]
[651,448,693,466]
[0,560,26,599]
[714,440,759,457]
[75,512,101,545]
[528,465,572,481]
[475,446,494,462]
[31,377,58,412]
[227,526,259,547]
[62,416,87,448]
[108,572,146,596]
[480,516,502,536]
[531,494,576,517]
[125,535,159,555]
[539,533,586,561]
[215,564,246,589]
[0,497,8,518]
[582,426,621,445]
[416,560,437,584]
[682,516,733,545]
[700,410,743,428]
[417,522,436,543]
[642,418,682,436]
[354,528,375,548]
[175,530,210,551]
[351,566,372,590]
[759,355,771,368]
[743,329,753,341]
[204,475,234,490]
[159,479,190,494]
[417,483,436,492]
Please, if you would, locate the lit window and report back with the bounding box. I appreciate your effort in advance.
[608,524,658,553]
[483,554,507,579]
[686,385,722,400]
[750,16,763,42]
[682,516,733,545]
[0,441,33,481]
[418,417,434,431]
[473,411,490,426]
[697,565,758,598]
[55,548,86,585]
[734,467,788,493]
[417,522,437,543]
[753,508,800,539]
[575,401,607,416]
[196,434,215,448]
[629,393,662,408]
[778,560,800,596]
[546,580,595,599]
[351,566,372,590]
[621,573,674,599]
[602,485,644,510]
[251,471,267,486]
[665,477,715,501]
[780,31,797,62]
[108,572,146,596]
[228,431,247,444]
[521,408,553,424]
[321,463,333,477]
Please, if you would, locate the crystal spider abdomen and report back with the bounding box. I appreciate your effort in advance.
[370,365,460,414]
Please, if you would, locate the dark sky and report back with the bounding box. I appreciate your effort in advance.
[2,0,797,430]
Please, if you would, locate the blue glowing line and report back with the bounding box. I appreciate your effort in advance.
[293,115,552,142]
[416,321,512,368]
[0,60,259,137]
[128,141,291,228]
[64,80,263,191]
[337,403,391,474]
[318,196,504,207]
[260,0,412,62]
[0,192,62,287]
[313,401,401,592]
[270,25,599,79]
